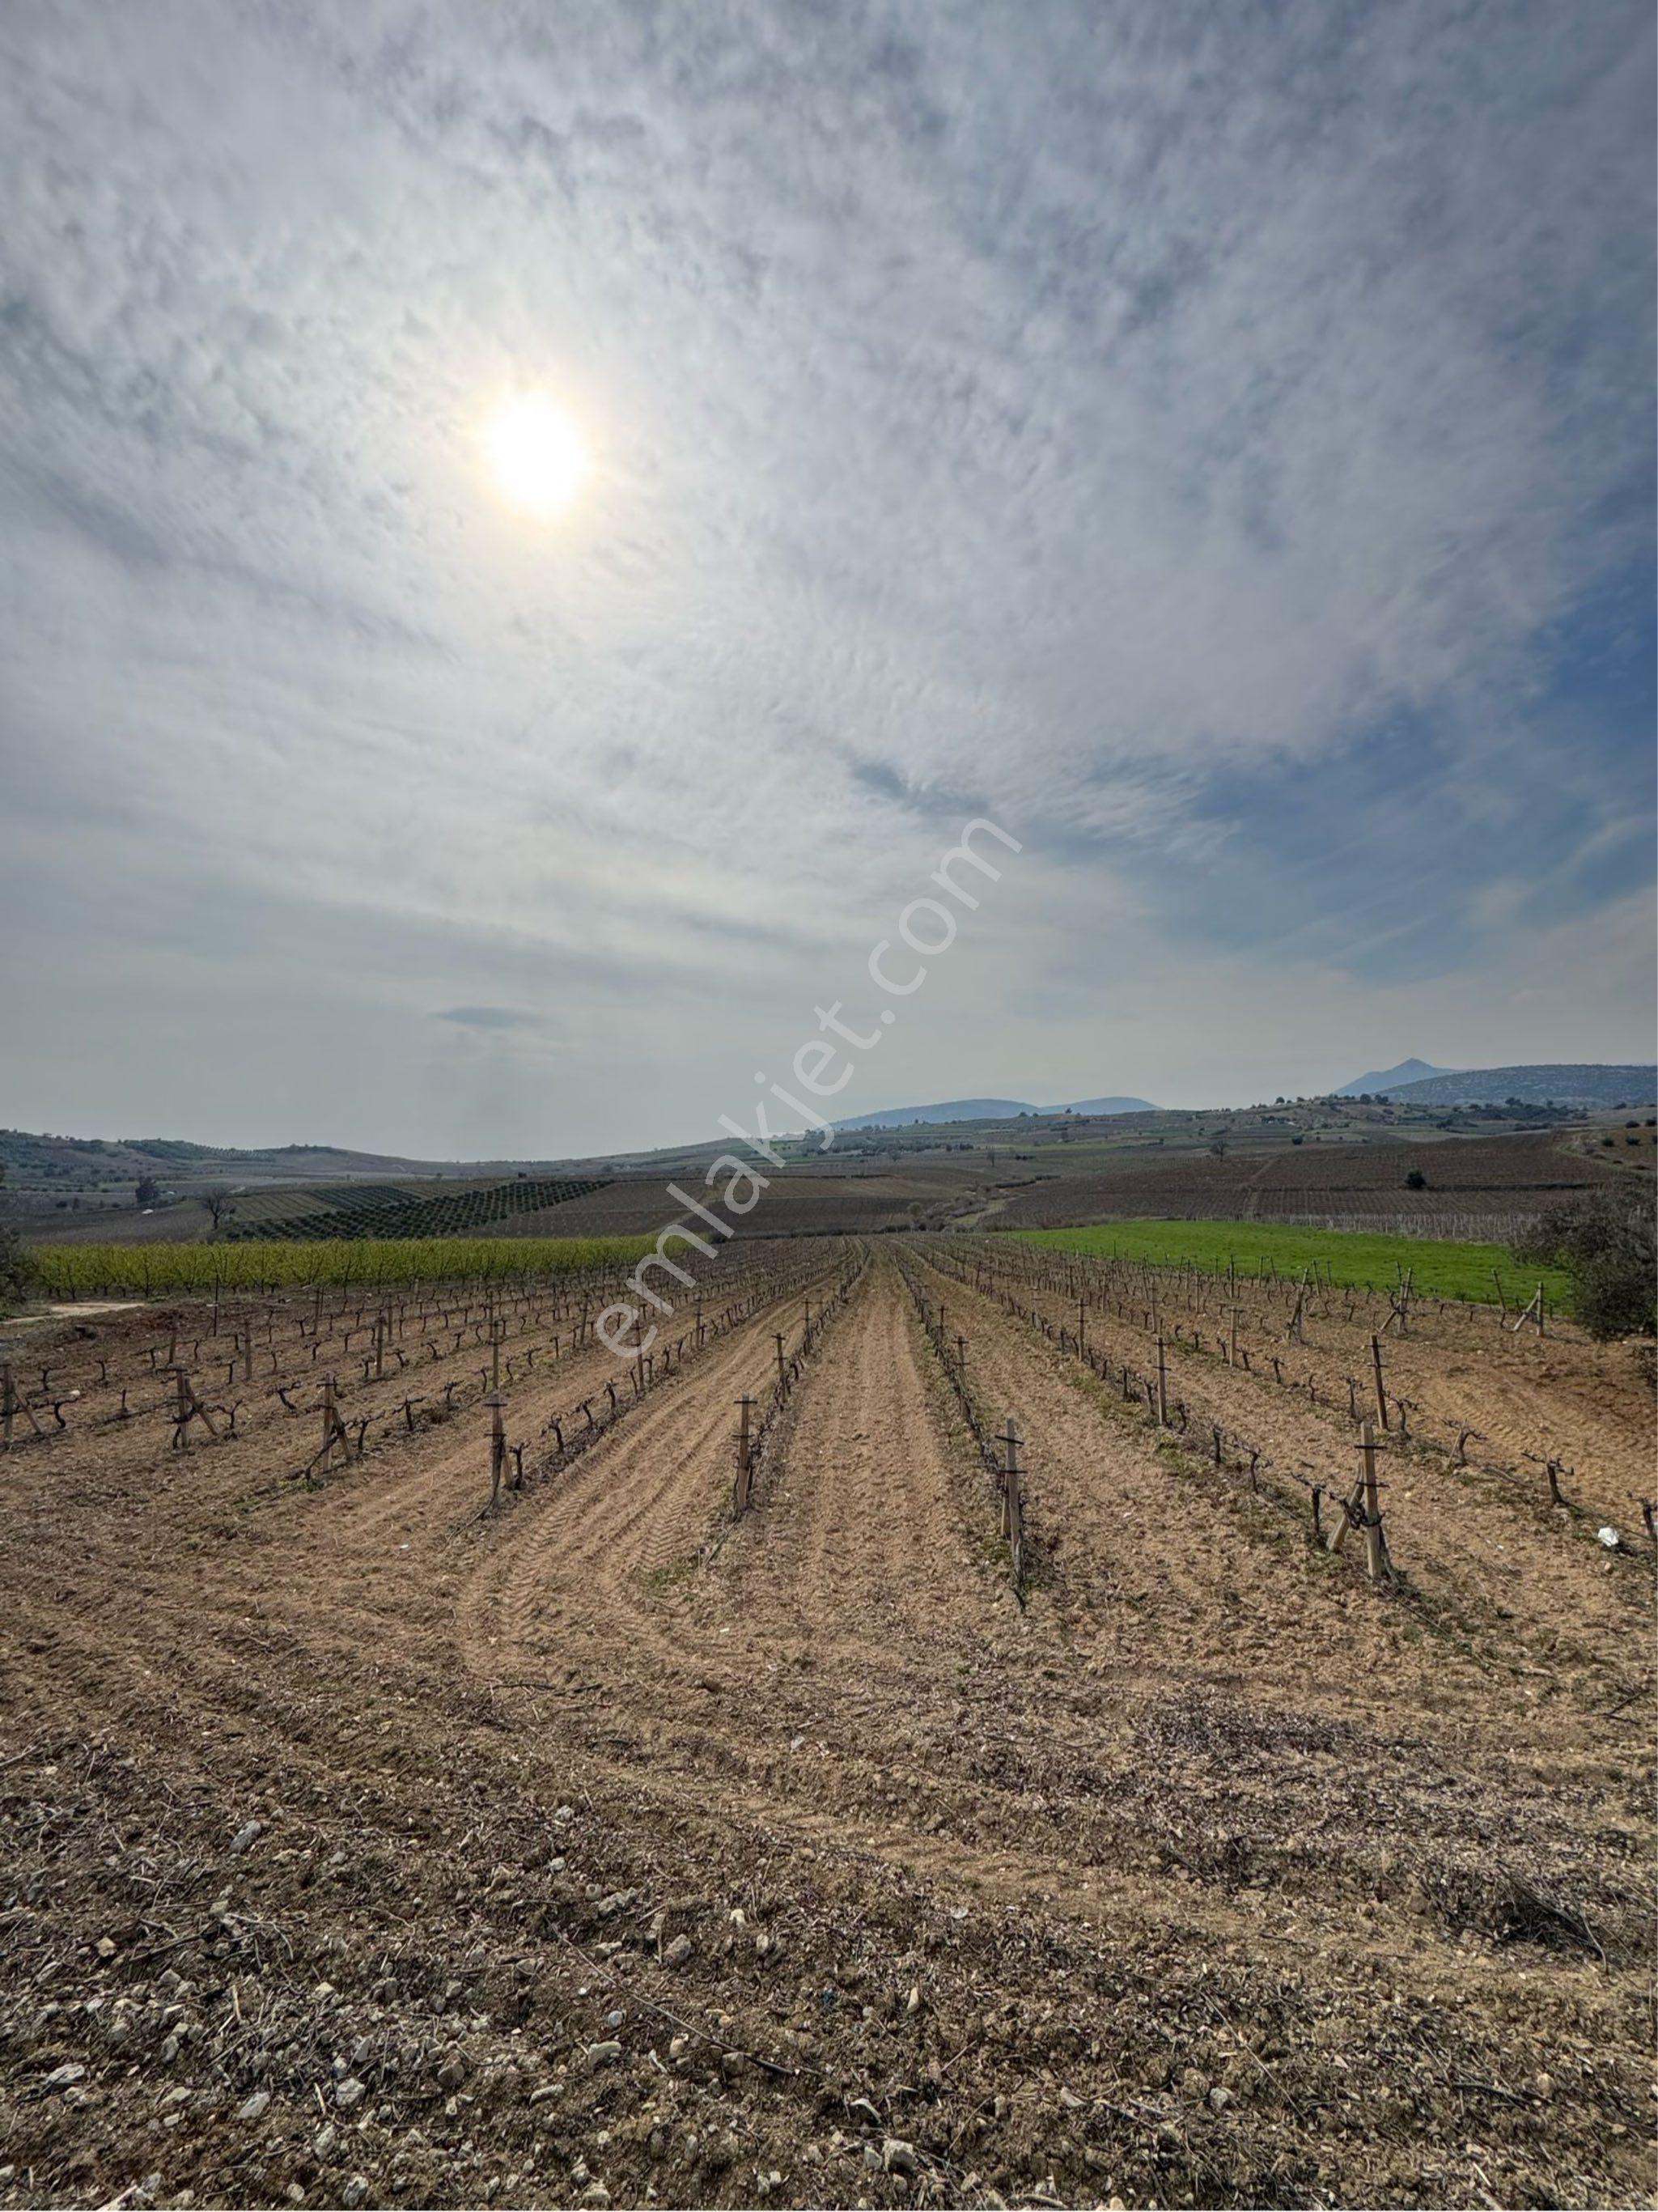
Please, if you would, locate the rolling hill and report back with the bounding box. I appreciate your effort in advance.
[1387,1064,1657,1108]
[832,1098,1037,1130]
[833,1094,1156,1131]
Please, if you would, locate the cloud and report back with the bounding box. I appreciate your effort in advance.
[0,0,1650,1152]
[432,1006,541,1031]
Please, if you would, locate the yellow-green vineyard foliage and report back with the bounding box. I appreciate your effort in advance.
[34,1234,657,1300]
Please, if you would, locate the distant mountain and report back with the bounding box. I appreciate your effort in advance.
[1048,1096,1157,1116]
[833,1098,1037,1131]
[1386,1064,1658,1108]
[1334,1058,1459,1097]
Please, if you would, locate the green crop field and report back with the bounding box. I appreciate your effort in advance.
[1011,1218,1571,1309]
[32,1233,655,1300]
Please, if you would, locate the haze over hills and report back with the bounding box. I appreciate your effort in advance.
[833,1096,1156,1131]
[3,1064,1647,1207]
[1058,1096,1160,1117]
[832,1098,1033,1130]
[1331,1059,1656,1106]
[1384,1064,1657,1108]
[0,1128,569,1192]
[1334,1059,1460,1097]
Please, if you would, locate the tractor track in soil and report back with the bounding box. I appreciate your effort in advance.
[922,1250,1653,1692]
[898,1248,1652,1897]
[0,1238,1652,2210]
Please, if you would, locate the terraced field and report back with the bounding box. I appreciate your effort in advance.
[0,1239,1651,2208]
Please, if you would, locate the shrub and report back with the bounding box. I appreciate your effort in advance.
[0,1219,35,1314]
[1514,1190,1656,1340]
[1406,1168,1428,1190]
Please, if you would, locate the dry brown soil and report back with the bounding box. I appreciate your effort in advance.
[0,1243,1652,2210]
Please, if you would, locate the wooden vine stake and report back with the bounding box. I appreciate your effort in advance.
[1510,1283,1546,1336]
[1359,1419,1390,1581]
[1000,1419,1024,1588]
[1326,1451,1368,1560]
[1383,1267,1414,1337]
[312,1372,350,1478]
[734,1395,755,1516]
[170,1366,220,1451]
[1326,1420,1393,1580]
[486,1389,507,1509]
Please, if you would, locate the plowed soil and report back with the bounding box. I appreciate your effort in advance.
[0,1243,1652,2210]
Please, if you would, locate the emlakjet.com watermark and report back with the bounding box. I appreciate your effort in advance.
[597,817,1020,1358]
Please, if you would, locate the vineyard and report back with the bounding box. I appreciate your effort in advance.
[28,1233,655,1299]
[994,1129,1626,1234]
[225,1175,610,1242]
[0,1233,1651,2208]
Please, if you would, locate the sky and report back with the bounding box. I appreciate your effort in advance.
[2,0,1654,1161]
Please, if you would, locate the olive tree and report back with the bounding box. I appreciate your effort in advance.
[1514,1188,1656,1341]
[0,1168,36,1312]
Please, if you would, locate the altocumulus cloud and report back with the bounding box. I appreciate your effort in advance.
[0,0,1651,1153]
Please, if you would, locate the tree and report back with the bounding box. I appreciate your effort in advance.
[1406,1168,1427,1191]
[135,1175,160,1207]
[1514,1190,1656,1341]
[202,1187,235,1233]
[0,1168,36,1311]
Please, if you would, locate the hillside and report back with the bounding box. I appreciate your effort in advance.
[1334,1057,1459,1096]
[0,1129,571,1204]
[1386,1063,1657,1108]
[832,1098,1037,1129]
[834,1094,1156,1131]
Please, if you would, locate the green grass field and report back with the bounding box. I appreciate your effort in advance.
[1011,1219,1571,1309]
[31,1233,656,1300]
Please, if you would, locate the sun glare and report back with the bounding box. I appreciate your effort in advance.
[484,392,588,516]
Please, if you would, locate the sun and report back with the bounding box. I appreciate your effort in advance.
[484,392,588,516]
